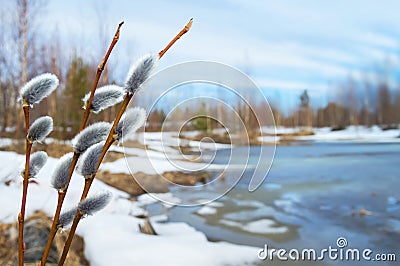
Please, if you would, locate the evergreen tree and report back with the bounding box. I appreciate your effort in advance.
[62,57,92,131]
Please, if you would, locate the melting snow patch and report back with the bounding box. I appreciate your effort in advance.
[243,219,288,234]
[0,138,13,148]
[220,219,243,228]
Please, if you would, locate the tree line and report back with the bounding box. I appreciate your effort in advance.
[278,78,400,130]
[0,0,120,139]
[1,1,399,139]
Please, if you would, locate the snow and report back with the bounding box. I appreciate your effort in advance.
[2,125,397,264]
[298,126,400,142]
[5,126,16,132]
[44,138,56,144]
[188,139,232,150]
[220,219,243,228]
[219,218,289,235]
[232,199,265,208]
[0,138,14,148]
[0,150,258,265]
[138,131,232,151]
[259,125,400,143]
[260,126,295,135]
[242,219,288,234]
[258,135,280,143]
[77,213,257,266]
[103,132,236,175]
[0,151,23,183]
[101,154,209,175]
[196,199,224,207]
[103,140,247,175]
[101,154,250,175]
[137,193,182,206]
[196,206,217,215]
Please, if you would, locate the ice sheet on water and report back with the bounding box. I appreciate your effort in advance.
[196,198,224,207]
[386,218,400,233]
[196,206,217,215]
[219,219,243,228]
[219,218,288,235]
[243,219,288,234]
[231,199,265,208]
[264,182,282,191]
[387,196,399,212]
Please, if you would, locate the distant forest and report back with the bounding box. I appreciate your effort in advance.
[1,0,399,139]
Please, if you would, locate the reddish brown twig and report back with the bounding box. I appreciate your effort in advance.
[40,22,124,266]
[18,104,32,266]
[159,18,193,58]
[57,211,83,265]
[58,18,193,266]
[80,21,124,131]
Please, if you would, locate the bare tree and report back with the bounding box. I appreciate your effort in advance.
[0,0,47,136]
[377,82,392,126]
[335,77,359,127]
[93,0,119,122]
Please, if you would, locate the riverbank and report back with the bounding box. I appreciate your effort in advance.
[1,128,399,265]
[0,148,259,265]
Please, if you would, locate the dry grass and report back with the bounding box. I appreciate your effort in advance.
[97,170,211,197]
[0,140,73,158]
[0,139,143,162]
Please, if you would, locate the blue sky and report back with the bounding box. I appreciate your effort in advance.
[38,0,400,110]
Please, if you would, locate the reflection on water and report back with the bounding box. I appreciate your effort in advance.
[150,142,400,265]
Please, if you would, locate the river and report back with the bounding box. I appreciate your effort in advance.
[150,142,400,265]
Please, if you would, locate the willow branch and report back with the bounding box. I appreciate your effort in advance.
[40,21,124,266]
[39,190,65,266]
[80,21,124,131]
[57,212,83,266]
[18,105,32,266]
[58,19,192,265]
[159,18,193,58]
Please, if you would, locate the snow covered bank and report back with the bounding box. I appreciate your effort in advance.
[300,126,399,142]
[0,151,258,265]
[139,131,232,152]
[78,213,257,266]
[259,125,400,143]
[103,132,248,175]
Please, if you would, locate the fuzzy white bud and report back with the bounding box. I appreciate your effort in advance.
[78,191,112,216]
[72,122,111,154]
[124,53,158,95]
[51,152,74,191]
[20,73,59,106]
[115,107,146,142]
[57,207,77,229]
[77,142,105,177]
[23,151,48,178]
[82,85,125,114]
[27,116,53,143]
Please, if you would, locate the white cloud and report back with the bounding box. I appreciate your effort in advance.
[360,32,399,49]
[35,0,400,107]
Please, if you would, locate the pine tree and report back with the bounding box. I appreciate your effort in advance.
[62,57,92,132]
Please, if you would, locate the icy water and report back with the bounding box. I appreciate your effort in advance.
[152,142,400,265]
